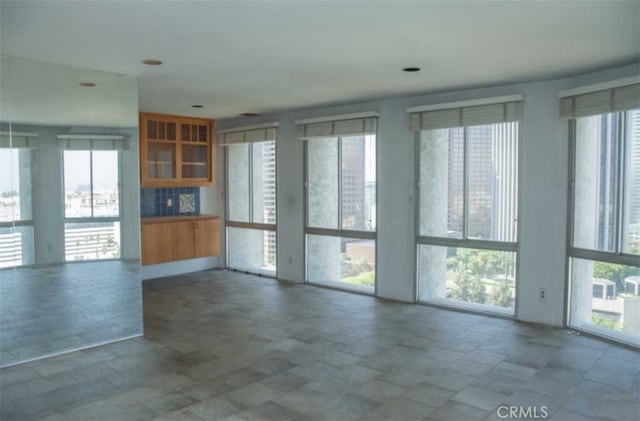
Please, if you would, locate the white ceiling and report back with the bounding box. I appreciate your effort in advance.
[1,0,639,120]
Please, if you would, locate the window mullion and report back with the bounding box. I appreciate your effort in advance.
[337,136,343,231]
[89,150,94,219]
[248,143,254,223]
[615,112,626,254]
[462,127,469,240]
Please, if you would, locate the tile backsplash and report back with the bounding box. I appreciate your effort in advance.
[141,187,200,217]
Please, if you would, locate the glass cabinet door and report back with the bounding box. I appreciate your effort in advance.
[181,144,208,178]
[147,142,176,178]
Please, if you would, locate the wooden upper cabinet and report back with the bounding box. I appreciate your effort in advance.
[140,112,215,187]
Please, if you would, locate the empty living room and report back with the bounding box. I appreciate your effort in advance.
[0,1,639,420]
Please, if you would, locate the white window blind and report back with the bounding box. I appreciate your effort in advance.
[410,100,523,131]
[297,117,377,140]
[57,134,125,150]
[220,127,277,145]
[560,83,640,119]
[0,131,38,148]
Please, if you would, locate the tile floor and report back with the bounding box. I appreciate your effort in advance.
[1,261,143,366]
[1,269,638,420]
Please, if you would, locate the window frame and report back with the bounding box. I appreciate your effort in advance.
[303,132,378,294]
[62,149,123,262]
[567,113,639,266]
[224,139,277,276]
[414,121,522,316]
[566,110,640,345]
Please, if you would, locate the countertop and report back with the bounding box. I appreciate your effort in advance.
[141,214,219,224]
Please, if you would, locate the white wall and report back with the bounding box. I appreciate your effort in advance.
[217,62,639,327]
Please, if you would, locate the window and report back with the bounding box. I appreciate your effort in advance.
[63,149,121,261]
[302,116,377,293]
[566,83,640,345]
[224,127,276,276]
[0,140,35,268]
[412,99,521,314]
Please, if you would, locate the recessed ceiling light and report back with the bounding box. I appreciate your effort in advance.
[142,59,162,66]
[191,105,204,108]
[403,67,421,72]
[79,82,96,87]
[239,113,261,117]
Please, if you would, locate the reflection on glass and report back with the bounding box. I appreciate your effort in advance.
[306,234,375,293]
[65,151,119,218]
[419,128,463,238]
[0,149,32,222]
[227,226,276,275]
[227,143,250,222]
[307,138,339,229]
[573,114,620,252]
[569,257,640,345]
[418,245,516,312]
[64,221,121,261]
[64,151,92,218]
[0,226,34,268]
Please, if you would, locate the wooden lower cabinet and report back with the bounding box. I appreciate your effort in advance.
[141,216,219,265]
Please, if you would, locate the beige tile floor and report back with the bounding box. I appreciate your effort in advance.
[1,269,638,420]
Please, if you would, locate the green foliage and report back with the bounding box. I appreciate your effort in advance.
[342,271,375,287]
[343,256,373,278]
[592,314,623,332]
[449,248,513,279]
[594,262,636,287]
[451,269,486,304]
[489,281,513,308]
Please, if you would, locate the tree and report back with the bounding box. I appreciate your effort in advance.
[451,269,486,304]
[490,281,513,308]
[594,262,636,289]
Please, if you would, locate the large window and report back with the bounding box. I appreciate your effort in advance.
[565,84,640,345]
[412,100,521,314]
[63,149,121,261]
[224,127,276,276]
[0,136,35,268]
[302,116,377,293]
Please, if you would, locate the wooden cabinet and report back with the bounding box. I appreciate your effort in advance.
[140,113,215,187]
[141,216,219,265]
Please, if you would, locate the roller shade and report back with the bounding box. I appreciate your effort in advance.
[221,127,277,145]
[297,117,377,140]
[0,131,38,148]
[410,101,523,131]
[560,83,640,119]
[58,134,126,150]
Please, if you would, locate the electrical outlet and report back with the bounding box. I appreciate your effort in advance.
[539,288,547,302]
[167,198,172,207]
